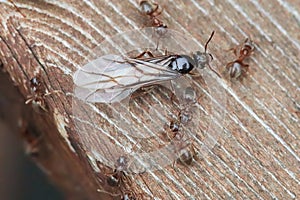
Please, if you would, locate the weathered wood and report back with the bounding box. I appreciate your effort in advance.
[0,0,299,199]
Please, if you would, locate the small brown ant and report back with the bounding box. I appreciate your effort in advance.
[167,87,197,140]
[167,118,198,166]
[225,38,255,79]
[106,156,131,187]
[167,109,192,140]
[99,156,151,199]
[25,75,61,111]
[21,128,42,157]
[166,88,200,166]
[139,0,167,29]
[19,119,42,157]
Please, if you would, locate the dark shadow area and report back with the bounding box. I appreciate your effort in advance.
[0,71,63,200]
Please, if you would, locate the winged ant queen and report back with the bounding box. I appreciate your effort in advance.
[73,29,221,104]
[72,29,227,196]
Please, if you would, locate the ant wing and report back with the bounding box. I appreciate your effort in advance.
[73,54,180,103]
[74,86,134,103]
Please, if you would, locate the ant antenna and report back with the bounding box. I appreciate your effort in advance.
[204,31,215,53]
[203,31,221,78]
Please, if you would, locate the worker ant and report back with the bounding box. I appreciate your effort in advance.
[225,38,255,79]
[139,0,167,29]
[166,90,199,166]
[106,156,131,187]
[25,75,61,111]
[98,155,152,199]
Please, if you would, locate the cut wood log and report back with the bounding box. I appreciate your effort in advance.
[0,0,299,199]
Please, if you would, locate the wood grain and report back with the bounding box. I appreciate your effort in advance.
[0,0,299,199]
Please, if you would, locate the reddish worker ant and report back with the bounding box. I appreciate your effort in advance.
[139,0,167,29]
[25,75,61,111]
[225,38,255,79]
[166,87,199,166]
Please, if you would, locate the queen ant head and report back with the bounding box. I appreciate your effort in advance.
[192,51,213,69]
[187,31,220,77]
[192,31,215,69]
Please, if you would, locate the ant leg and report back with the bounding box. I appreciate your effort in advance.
[139,174,155,198]
[134,50,154,58]
[151,4,160,15]
[241,63,250,75]
[207,64,222,78]
[25,97,33,104]
[225,61,235,70]
[43,90,63,97]
[226,46,238,56]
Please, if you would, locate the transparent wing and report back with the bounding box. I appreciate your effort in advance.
[73,54,181,103]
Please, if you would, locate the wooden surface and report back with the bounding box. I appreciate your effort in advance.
[0,0,299,199]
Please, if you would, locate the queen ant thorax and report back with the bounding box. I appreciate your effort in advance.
[225,38,255,79]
